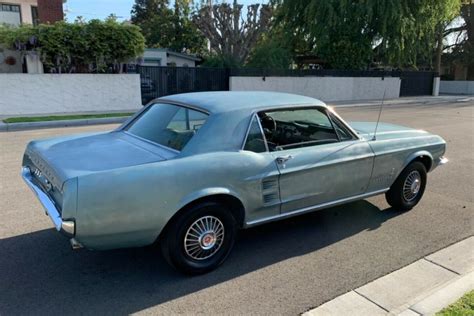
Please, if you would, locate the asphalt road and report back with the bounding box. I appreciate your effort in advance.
[0,100,473,315]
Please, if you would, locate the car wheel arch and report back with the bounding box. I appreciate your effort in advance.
[412,155,432,172]
[157,192,246,242]
[403,150,433,173]
[385,151,432,190]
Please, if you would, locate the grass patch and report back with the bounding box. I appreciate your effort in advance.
[437,290,474,316]
[3,113,134,124]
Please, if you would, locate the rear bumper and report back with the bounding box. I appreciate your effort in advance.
[21,167,75,237]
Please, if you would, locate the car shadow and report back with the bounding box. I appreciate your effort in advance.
[0,200,400,315]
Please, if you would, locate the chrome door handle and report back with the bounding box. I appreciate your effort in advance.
[276,155,294,165]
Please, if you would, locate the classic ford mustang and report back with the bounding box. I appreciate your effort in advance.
[22,91,447,274]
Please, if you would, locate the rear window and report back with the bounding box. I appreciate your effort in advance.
[126,103,208,151]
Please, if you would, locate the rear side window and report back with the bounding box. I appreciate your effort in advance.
[243,115,267,153]
[126,103,208,151]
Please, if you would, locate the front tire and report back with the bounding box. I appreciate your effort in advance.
[161,201,237,275]
[385,161,427,211]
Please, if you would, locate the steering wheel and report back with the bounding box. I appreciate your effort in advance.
[260,114,277,136]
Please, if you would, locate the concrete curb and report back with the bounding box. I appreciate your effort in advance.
[304,236,474,316]
[0,117,128,132]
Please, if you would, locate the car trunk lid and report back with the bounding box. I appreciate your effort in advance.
[24,131,172,190]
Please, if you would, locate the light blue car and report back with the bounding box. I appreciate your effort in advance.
[22,92,447,274]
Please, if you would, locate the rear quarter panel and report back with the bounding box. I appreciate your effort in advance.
[74,151,279,250]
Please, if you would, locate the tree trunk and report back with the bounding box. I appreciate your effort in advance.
[434,24,443,74]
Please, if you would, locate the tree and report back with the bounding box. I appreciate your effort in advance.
[193,0,272,64]
[460,0,474,79]
[441,0,474,79]
[246,36,292,69]
[131,0,206,54]
[275,0,461,70]
[131,0,170,23]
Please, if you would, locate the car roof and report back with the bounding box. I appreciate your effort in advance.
[158,91,326,114]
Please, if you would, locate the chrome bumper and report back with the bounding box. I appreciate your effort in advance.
[438,156,449,165]
[21,167,75,237]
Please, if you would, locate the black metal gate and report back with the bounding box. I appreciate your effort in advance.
[399,71,437,96]
[136,66,230,105]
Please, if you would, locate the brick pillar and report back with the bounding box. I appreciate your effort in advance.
[37,0,64,24]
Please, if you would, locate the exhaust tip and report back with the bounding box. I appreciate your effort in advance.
[70,238,83,250]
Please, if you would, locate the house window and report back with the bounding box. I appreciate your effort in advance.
[143,58,161,66]
[0,3,21,26]
[31,6,38,25]
[1,4,20,12]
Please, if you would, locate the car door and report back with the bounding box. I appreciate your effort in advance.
[258,106,374,214]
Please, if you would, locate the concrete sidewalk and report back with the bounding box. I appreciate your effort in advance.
[304,237,474,316]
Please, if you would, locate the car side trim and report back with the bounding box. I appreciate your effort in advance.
[245,188,389,227]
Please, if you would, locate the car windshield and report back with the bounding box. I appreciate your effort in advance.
[126,103,208,151]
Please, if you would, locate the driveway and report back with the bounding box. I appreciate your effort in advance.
[0,100,472,315]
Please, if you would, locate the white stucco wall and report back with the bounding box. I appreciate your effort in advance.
[230,76,401,102]
[0,74,142,116]
[432,77,440,96]
[439,81,474,95]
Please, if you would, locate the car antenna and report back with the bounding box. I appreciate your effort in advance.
[372,89,386,141]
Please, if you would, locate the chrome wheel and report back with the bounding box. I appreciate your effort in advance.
[403,170,421,202]
[184,216,225,260]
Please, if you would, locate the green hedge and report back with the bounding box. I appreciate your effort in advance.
[0,19,145,73]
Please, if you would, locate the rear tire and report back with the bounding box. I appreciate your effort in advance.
[161,201,237,275]
[385,161,427,211]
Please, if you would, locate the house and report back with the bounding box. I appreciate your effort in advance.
[0,0,64,26]
[440,62,470,81]
[141,48,201,67]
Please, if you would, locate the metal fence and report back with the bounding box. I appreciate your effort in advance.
[136,65,229,104]
[399,71,437,96]
[133,65,438,104]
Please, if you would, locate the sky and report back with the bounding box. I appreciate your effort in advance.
[64,0,269,22]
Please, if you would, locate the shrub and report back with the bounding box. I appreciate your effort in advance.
[0,19,145,73]
[201,54,241,68]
